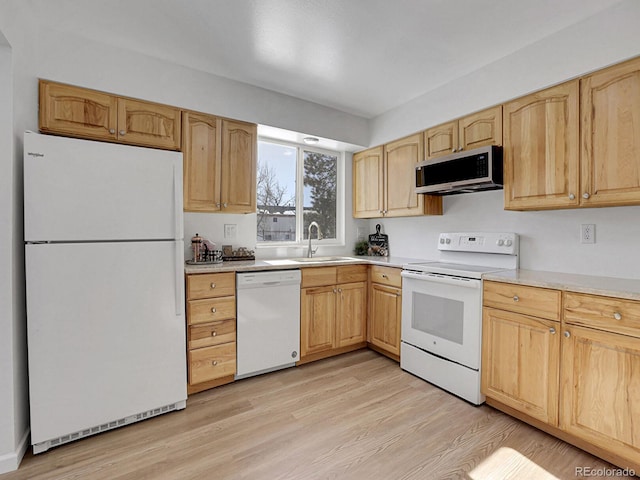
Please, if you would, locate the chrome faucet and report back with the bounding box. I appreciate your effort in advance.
[307,221,322,258]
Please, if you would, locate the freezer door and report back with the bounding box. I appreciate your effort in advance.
[24,132,183,242]
[25,241,186,444]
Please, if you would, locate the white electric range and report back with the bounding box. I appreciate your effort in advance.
[400,232,519,405]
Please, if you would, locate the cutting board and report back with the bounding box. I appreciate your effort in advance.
[368,224,389,256]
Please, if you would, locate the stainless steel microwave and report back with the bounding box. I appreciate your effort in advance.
[415,145,503,195]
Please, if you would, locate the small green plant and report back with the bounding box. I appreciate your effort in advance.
[354,240,369,256]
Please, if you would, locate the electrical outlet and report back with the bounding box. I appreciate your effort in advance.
[224,224,237,240]
[581,224,595,244]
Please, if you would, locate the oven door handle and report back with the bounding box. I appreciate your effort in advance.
[401,270,482,289]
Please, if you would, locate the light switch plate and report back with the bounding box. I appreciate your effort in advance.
[224,224,237,239]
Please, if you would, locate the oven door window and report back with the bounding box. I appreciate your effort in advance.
[412,292,464,344]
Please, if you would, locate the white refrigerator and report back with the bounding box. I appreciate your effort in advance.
[24,132,187,454]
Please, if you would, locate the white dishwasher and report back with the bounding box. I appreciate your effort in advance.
[236,269,301,379]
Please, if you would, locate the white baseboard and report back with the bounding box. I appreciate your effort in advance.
[0,428,30,474]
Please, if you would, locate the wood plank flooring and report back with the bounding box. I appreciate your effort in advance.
[2,350,632,480]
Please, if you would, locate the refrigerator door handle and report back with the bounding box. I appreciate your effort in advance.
[175,240,184,316]
[173,164,183,240]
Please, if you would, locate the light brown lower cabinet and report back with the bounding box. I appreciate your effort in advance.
[482,281,640,472]
[300,265,367,364]
[368,266,402,361]
[186,272,237,394]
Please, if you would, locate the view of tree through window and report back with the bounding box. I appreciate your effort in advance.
[303,151,337,239]
[256,141,339,244]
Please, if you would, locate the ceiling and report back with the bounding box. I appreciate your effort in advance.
[31,0,624,119]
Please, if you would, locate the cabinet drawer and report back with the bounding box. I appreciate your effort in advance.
[564,292,640,338]
[370,266,402,288]
[187,297,236,325]
[187,272,235,300]
[188,319,236,349]
[188,342,236,385]
[337,265,368,284]
[483,281,561,321]
[301,267,337,288]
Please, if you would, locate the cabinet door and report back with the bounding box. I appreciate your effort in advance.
[352,147,384,218]
[221,120,257,213]
[459,106,503,152]
[503,81,579,210]
[182,112,222,212]
[384,133,425,217]
[425,121,458,159]
[560,325,640,466]
[301,286,336,356]
[336,282,366,348]
[581,57,640,207]
[481,308,560,426]
[369,283,401,357]
[39,80,117,141]
[117,98,181,150]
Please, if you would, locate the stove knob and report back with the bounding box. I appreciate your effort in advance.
[445,238,451,244]
[505,239,513,247]
[497,239,504,246]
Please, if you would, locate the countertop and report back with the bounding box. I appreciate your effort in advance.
[483,269,640,301]
[184,255,430,274]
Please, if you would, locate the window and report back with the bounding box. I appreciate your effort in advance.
[257,140,342,245]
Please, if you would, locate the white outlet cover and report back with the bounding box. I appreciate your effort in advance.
[581,224,595,244]
[224,224,237,239]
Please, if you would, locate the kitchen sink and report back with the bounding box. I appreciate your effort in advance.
[263,256,356,266]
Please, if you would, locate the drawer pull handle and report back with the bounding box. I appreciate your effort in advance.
[211,360,218,366]
[614,312,622,320]
[210,283,216,289]
[549,327,556,334]
[513,295,519,302]
[382,274,388,279]
[211,331,217,337]
[211,307,217,313]
[564,331,571,338]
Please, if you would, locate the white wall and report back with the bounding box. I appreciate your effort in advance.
[368,0,640,280]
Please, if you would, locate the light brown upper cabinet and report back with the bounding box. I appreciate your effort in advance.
[39,80,181,150]
[352,137,442,218]
[425,106,503,160]
[183,111,257,213]
[503,81,580,210]
[352,146,384,218]
[581,57,640,207]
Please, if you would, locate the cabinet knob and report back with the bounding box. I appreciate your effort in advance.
[382,274,388,279]
[513,295,519,302]
[568,193,575,200]
[614,312,622,320]
[109,128,116,134]
[549,327,556,334]
[564,331,571,338]
[333,288,337,293]
[211,307,217,313]
[223,203,228,208]
[458,146,463,151]
[211,330,217,337]
[216,203,221,208]
[383,210,388,215]
[211,360,218,366]
[119,130,126,136]
[210,283,216,289]
[582,192,590,199]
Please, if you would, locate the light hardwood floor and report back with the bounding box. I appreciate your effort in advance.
[2,350,631,480]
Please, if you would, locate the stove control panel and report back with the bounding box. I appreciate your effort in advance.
[438,232,518,255]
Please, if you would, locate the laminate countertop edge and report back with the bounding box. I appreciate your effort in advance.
[184,256,429,275]
[483,269,640,301]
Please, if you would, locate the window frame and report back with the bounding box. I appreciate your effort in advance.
[256,137,345,249]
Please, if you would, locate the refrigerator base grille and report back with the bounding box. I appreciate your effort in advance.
[32,400,186,454]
